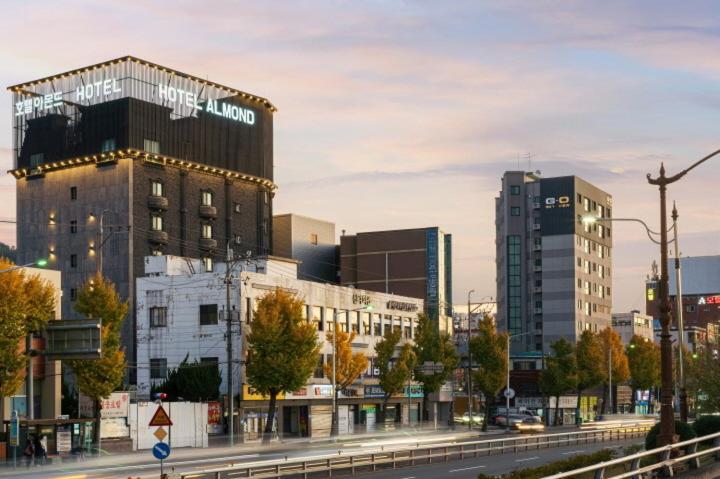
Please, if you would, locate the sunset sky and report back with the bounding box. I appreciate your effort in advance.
[2,1,720,311]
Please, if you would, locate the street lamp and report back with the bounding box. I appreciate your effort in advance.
[646,150,720,445]
[582,209,690,422]
[505,330,538,430]
[331,305,372,437]
[0,258,48,274]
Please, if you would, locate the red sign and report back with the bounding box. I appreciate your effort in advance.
[149,405,173,427]
[698,295,720,305]
[207,402,222,425]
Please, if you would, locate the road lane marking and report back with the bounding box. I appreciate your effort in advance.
[515,456,539,462]
[562,450,586,455]
[449,465,486,472]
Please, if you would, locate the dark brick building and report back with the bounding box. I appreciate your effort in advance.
[10,57,275,377]
[340,227,452,332]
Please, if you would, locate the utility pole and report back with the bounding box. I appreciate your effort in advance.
[467,290,474,430]
[608,346,613,414]
[225,243,235,446]
[672,204,688,422]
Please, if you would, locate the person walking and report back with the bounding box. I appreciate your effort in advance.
[23,436,35,467]
[33,434,46,465]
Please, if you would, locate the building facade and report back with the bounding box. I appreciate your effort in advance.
[612,311,655,344]
[646,256,720,331]
[10,57,275,374]
[495,172,613,353]
[135,255,425,438]
[340,227,452,332]
[273,213,337,283]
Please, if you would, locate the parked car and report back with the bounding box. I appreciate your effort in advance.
[494,414,526,427]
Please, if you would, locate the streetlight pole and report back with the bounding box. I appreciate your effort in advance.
[647,149,720,445]
[467,290,474,431]
[505,330,536,430]
[671,204,688,422]
[608,345,612,414]
[0,259,48,274]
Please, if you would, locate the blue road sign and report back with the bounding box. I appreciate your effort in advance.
[152,442,171,460]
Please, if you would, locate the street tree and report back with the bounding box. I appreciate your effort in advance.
[0,259,55,396]
[375,329,416,422]
[246,288,320,443]
[152,354,222,402]
[575,330,604,420]
[598,327,630,414]
[66,274,127,450]
[413,314,459,422]
[695,350,720,414]
[324,326,368,430]
[468,316,507,431]
[539,338,577,426]
[627,335,660,413]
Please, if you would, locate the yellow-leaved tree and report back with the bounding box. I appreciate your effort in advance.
[324,326,368,434]
[66,274,127,451]
[0,259,55,397]
[246,288,320,443]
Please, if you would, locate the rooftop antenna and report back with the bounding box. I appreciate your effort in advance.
[517,153,520,169]
[525,152,535,171]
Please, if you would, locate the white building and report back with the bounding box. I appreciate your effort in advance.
[136,255,424,439]
[612,311,655,344]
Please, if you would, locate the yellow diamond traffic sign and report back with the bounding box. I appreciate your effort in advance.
[153,426,167,441]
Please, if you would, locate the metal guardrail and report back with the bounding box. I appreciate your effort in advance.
[545,431,720,479]
[179,424,652,479]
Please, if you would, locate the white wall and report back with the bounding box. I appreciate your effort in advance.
[129,402,208,450]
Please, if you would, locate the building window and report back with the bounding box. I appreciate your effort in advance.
[507,235,522,335]
[202,224,213,239]
[510,206,521,216]
[583,197,591,212]
[150,358,167,379]
[373,314,381,336]
[202,257,213,272]
[312,306,323,331]
[310,234,318,245]
[70,254,77,268]
[149,307,168,327]
[314,355,325,379]
[234,234,243,245]
[70,220,78,234]
[30,153,44,167]
[201,190,213,206]
[233,202,242,214]
[70,186,77,200]
[151,180,163,197]
[510,185,521,195]
[70,288,77,301]
[200,304,218,326]
[151,214,163,231]
[362,312,371,335]
[151,248,163,256]
[686,305,696,313]
[101,138,116,152]
[144,139,160,154]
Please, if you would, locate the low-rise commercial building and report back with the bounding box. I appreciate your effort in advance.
[612,311,655,344]
[273,213,337,283]
[136,255,425,439]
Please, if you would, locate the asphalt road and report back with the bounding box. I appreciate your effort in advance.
[355,439,638,479]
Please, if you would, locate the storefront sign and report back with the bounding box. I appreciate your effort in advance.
[207,402,222,425]
[100,392,130,418]
[515,397,543,408]
[243,384,285,401]
[698,295,720,305]
[364,385,385,398]
[548,396,577,409]
[386,300,419,312]
[57,427,71,453]
[353,294,371,305]
[404,385,424,398]
[312,385,333,398]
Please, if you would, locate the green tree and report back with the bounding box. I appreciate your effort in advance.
[575,330,604,420]
[468,316,507,431]
[627,336,660,413]
[375,329,417,422]
[413,314,459,422]
[539,338,577,426]
[66,274,128,450]
[0,259,55,396]
[598,327,629,414]
[152,354,222,402]
[324,327,368,431]
[246,288,320,443]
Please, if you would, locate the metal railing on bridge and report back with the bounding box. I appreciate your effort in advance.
[178,424,653,479]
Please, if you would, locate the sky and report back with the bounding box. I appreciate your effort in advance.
[1,0,720,312]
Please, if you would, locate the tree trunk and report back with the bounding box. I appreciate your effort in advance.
[263,390,277,444]
[553,395,560,426]
[630,387,637,414]
[380,395,390,425]
[576,389,583,425]
[601,383,608,414]
[422,389,430,425]
[482,400,490,432]
[93,398,101,454]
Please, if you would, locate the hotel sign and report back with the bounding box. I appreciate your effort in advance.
[15,77,255,126]
[698,295,720,305]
